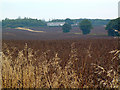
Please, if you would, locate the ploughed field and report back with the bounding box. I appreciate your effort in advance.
[2,39,119,88]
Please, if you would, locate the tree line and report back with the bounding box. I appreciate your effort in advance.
[62,18,120,36]
[2,18,47,28]
[2,18,110,28]
[62,19,92,35]
[49,18,110,26]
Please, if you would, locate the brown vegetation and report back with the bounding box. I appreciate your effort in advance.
[2,39,119,88]
[3,26,108,40]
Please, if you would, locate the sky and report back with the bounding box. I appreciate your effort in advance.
[1,0,120,21]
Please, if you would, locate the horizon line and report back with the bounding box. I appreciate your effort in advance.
[0,17,115,21]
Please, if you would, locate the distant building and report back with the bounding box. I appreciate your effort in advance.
[47,22,65,26]
[47,22,79,27]
[71,23,78,26]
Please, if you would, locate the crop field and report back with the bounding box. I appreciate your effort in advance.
[2,39,119,88]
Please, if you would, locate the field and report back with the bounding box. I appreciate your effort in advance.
[2,26,108,40]
[2,39,119,88]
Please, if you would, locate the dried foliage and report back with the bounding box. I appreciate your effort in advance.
[2,39,119,88]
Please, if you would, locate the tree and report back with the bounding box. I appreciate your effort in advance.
[2,18,47,28]
[62,23,71,33]
[79,19,93,35]
[105,17,120,36]
[65,18,73,25]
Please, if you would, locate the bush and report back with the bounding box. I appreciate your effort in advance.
[79,19,93,35]
[62,23,71,33]
[105,17,120,36]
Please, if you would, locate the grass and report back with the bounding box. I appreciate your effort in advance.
[2,39,119,88]
[15,27,45,33]
[74,33,82,35]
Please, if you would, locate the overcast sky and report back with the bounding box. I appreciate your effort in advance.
[1,0,120,21]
